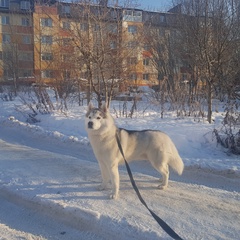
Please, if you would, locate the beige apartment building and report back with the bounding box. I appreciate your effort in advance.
[0,0,184,91]
[0,0,34,85]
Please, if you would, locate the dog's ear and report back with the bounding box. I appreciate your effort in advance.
[88,102,94,110]
[101,102,108,113]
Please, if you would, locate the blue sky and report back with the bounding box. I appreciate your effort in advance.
[137,0,173,11]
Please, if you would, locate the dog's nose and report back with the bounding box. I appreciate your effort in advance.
[88,121,93,129]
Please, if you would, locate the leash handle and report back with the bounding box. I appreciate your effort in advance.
[116,130,184,240]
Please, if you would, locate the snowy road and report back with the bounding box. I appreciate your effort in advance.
[0,125,240,240]
[0,193,92,240]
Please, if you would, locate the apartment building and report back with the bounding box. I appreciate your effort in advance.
[33,4,61,83]
[0,0,34,84]
[0,0,180,90]
[33,2,123,90]
[122,8,154,87]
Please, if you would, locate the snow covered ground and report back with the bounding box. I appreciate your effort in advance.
[0,97,239,239]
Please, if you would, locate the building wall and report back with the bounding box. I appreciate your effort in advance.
[1,1,183,89]
[122,8,160,87]
[0,0,34,82]
[33,4,60,83]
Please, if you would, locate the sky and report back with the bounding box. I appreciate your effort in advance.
[137,0,173,11]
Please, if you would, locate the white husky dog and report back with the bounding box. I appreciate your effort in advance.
[85,103,184,199]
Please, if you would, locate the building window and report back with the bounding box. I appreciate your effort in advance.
[22,35,31,44]
[143,73,149,80]
[110,10,117,19]
[41,35,52,44]
[62,21,71,30]
[2,34,11,43]
[61,54,69,62]
[62,5,70,14]
[63,70,71,79]
[80,23,88,31]
[19,52,33,61]
[2,51,12,59]
[124,10,132,16]
[181,73,189,81]
[127,41,138,48]
[108,24,117,33]
[143,58,150,66]
[110,41,117,49]
[123,10,142,22]
[160,15,166,23]
[127,57,137,65]
[128,25,137,34]
[22,70,33,77]
[1,16,9,25]
[0,0,9,8]
[124,10,142,17]
[4,69,13,78]
[80,71,88,79]
[133,11,142,17]
[93,24,100,31]
[62,38,71,46]
[41,18,52,27]
[130,73,137,80]
[158,28,165,37]
[22,17,30,26]
[41,52,53,61]
[20,1,30,10]
[143,44,151,51]
[41,70,53,78]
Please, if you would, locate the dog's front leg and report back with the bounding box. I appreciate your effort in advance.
[98,161,110,191]
[109,164,120,199]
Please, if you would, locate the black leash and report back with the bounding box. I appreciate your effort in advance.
[116,129,184,240]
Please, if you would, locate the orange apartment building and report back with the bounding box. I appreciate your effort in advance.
[33,4,60,84]
[122,8,159,87]
[33,2,122,88]
[0,0,185,91]
[0,0,34,85]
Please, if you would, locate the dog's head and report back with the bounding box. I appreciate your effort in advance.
[85,102,109,132]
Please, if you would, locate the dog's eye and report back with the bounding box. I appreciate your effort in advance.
[97,117,101,120]
[89,116,91,119]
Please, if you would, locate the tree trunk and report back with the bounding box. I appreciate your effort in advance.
[207,81,212,123]
[87,83,91,105]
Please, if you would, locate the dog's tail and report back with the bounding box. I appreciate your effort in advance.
[168,143,184,175]
[169,154,184,175]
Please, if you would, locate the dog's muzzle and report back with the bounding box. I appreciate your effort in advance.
[88,121,93,129]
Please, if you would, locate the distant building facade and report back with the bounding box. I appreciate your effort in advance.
[0,0,187,90]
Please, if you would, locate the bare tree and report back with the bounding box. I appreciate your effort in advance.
[143,12,182,113]
[174,0,240,123]
[54,0,142,107]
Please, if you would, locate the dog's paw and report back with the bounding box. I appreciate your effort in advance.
[109,193,118,200]
[158,184,167,190]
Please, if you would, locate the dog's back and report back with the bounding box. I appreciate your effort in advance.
[119,128,184,175]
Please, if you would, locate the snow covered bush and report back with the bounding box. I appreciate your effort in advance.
[213,101,240,155]
[16,86,55,123]
[0,85,16,101]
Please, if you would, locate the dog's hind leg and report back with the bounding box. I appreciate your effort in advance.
[157,164,169,190]
[148,151,169,190]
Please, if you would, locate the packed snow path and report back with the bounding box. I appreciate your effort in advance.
[0,126,240,240]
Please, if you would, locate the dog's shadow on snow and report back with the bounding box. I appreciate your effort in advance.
[46,180,111,201]
[27,178,162,201]
[67,180,160,200]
